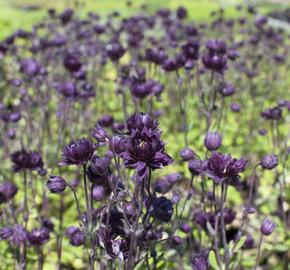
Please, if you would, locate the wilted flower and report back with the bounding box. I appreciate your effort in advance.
[47,175,67,194]
[205,152,247,183]
[151,196,173,222]
[59,138,94,166]
[260,218,275,236]
[260,154,278,170]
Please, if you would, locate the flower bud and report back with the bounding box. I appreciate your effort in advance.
[260,218,275,236]
[260,154,278,170]
[204,132,222,151]
[179,147,195,161]
[47,175,67,194]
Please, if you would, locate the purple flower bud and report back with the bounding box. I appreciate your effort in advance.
[260,154,278,170]
[63,52,82,73]
[204,132,222,151]
[91,125,109,143]
[92,185,106,201]
[230,103,241,112]
[10,112,21,122]
[98,115,114,127]
[180,223,191,233]
[192,250,209,270]
[47,175,67,194]
[170,236,182,247]
[66,227,85,246]
[179,147,196,161]
[0,181,18,203]
[260,218,275,236]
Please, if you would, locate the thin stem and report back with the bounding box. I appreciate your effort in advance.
[254,235,263,270]
[67,184,82,220]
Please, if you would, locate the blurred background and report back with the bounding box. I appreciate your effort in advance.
[0,0,290,39]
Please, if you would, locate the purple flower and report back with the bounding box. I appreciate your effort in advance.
[120,128,173,179]
[181,40,199,61]
[63,52,82,72]
[260,218,275,236]
[261,107,282,120]
[20,58,40,77]
[192,249,209,270]
[28,228,50,246]
[179,147,196,161]
[0,227,14,240]
[105,43,125,61]
[47,175,67,194]
[87,156,110,186]
[151,196,173,222]
[188,159,208,176]
[0,181,18,203]
[55,81,78,98]
[126,112,159,134]
[10,225,27,246]
[66,227,85,246]
[59,138,94,166]
[260,154,278,170]
[205,152,247,183]
[11,149,43,172]
[91,125,109,143]
[204,132,222,151]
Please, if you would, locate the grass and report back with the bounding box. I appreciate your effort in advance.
[0,0,288,39]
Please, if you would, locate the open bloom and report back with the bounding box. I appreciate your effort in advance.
[59,138,94,166]
[120,129,173,179]
[11,149,44,172]
[205,152,247,183]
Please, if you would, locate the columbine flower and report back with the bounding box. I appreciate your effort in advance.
[27,228,50,246]
[260,218,275,236]
[192,249,209,270]
[205,152,247,183]
[59,138,94,166]
[47,175,67,194]
[204,132,222,151]
[260,154,278,170]
[66,227,85,246]
[0,181,18,204]
[120,128,173,179]
[151,196,173,222]
[11,149,43,172]
[126,112,159,134]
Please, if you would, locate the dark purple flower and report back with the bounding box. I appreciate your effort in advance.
[20,58,40,77]
[66,227,85,246]
[260,154,278,170]
[176,6,187,20]
[98,115,114,127]
[261,107,282,120]
[59,138,94,166]
[188,159,208,176]
[0,181,18,203]
[205,152,247,183]
[28,228,50,246]
[260,218,275,236]
[106,43,125,61]
[120,128,173,179]
[10,225,27,245]
[180,223,191,233]
[154,173,182,194]
[218,83,235,97]
[202,53,227,73]
[181,40,199,60]
[126,112,159,134]
[63,52,82,73]
[87,156,110,186]
[47,175,67,194]
[60,8,74,24]
[55,81,78,97]
[151,196,173,222]
[110,136,127,155]
[10,112,21,122]
[92,186,106,201]
[192,249,209,270]
[11,149,43,172]
[204,132,222,151]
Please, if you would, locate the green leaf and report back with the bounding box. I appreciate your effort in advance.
[232,236,247,253]
[209,250,220,270]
